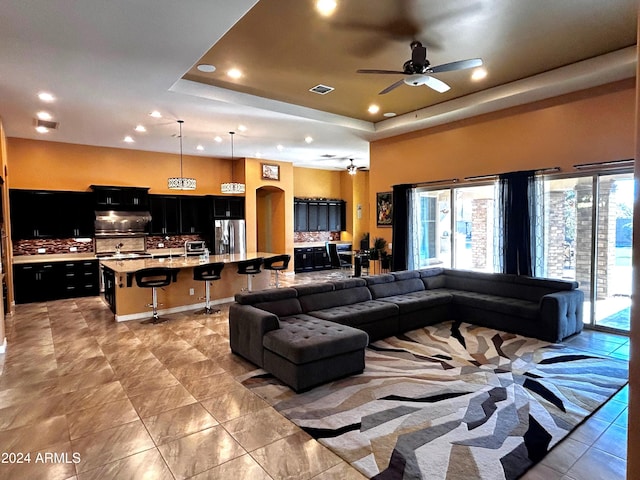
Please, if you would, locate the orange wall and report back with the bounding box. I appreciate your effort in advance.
[244,158,294,260]
[369,79,636,243]
[7,138,233,194]
[293,167,342,199]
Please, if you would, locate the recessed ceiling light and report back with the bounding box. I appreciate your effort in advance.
[255,152,262,158]
[35,125,49,133]
[471,68,488,81]
[227,68,242,79]
[197,64,216,73]
[149,111,162,118]
[38,92,55,102]
[37,111,52,121]
[124,136,134,143]
[383,112,397,117]
[316,0,337,17]
[368,104,380,114]
[277,144,284,151]
[305,136,313,144]
[134,125,146,132]
[214,136,222,143]
[237,124,247,132]
[196,145,204,151]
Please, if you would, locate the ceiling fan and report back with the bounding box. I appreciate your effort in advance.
[357,41,483,95]
[344,158,367,175]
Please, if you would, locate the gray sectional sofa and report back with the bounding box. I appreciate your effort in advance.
[229,267,584,391]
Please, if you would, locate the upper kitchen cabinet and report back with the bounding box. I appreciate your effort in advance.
[148,195,180,235]
[10,189,95,239]
[10,189,57,239]
[212,196,244,219]
[294,199,346,232]
[91,185,149,210]
[58,191,95,237]
[179,196,209,234]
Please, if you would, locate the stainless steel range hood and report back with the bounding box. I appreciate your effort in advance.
[94,210,151,237]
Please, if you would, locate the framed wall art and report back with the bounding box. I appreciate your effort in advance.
[261,163,280,181]
[376,191,393,227]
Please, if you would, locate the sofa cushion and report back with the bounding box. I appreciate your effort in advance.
[255,298,302,317]
[450,290,539,319]
[263,315,368,364]
[294,283,334,297]
[308,300,399,328]
[332,278,367,290]
[379,290,453,314]
[363,274,395,285]
[298,286,372,312]
[234,287,298,305]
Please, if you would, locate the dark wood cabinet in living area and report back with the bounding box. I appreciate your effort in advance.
[212,196,244,219]
[10,189,95,240]
[293,199,346,232]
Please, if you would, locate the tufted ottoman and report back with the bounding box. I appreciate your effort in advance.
[262,314,369,392]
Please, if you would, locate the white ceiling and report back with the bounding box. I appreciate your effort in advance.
[0,1,636,172]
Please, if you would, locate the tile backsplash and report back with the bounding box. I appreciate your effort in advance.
[294,231,340,243]
[13,238,94,256]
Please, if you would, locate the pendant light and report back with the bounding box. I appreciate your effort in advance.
[168,120,196,190]
[221,131,246,194]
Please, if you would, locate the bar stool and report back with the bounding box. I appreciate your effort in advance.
[263,254,291,288]
[135,267,179,324]
[193,262,225,314]
[237,257,263,292]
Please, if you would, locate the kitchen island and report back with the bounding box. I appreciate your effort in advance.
[101,252,277,322]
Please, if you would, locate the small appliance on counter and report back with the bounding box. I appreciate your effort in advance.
[184,240,206,256]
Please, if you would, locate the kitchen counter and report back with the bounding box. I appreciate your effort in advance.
[102,251,277,322]
[293,241,351,248]
[13,253,97,264]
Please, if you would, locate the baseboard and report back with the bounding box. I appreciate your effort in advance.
[114,296,234,322]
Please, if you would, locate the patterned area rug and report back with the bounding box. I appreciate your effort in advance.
[240,321,628,480]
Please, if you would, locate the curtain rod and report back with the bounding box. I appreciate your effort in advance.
[573,159,634,170]
[412,178,459,188]
[464,167,560,182]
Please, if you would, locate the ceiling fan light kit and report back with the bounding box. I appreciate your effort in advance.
[357,41,483,95]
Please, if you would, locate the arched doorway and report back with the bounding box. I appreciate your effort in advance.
[256,186,286,253]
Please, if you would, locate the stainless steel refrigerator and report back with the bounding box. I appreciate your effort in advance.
[213,219,246,255]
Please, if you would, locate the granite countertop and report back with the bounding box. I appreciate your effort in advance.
[101,251,279,273]
[293,241,352,248]
[13,253,98,264]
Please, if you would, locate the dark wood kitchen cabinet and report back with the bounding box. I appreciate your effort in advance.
[293,199,346,232]
[149,195,180,235]
[13,262,59,303]
[91,185,149,210]
[212,196,244,219]
[13,259,99,304]
[294,247,314,272]
[10,189,95,239]
[179,196,209,234]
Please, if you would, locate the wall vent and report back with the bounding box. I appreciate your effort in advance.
[36,119,59,130]
[309,84,334,95]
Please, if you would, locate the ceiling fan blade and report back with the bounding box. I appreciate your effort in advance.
[429,58,483,73]
[357,69,406,75]
[423,76,451,93]
[379,79,406,95]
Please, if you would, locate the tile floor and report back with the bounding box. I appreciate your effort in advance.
[0,269,630,480]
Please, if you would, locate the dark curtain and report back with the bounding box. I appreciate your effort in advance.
[391,184,413,272]
[499,170,536,275]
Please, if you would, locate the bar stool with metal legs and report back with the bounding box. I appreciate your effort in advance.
[193,262,225,314]
[263,254,291,288]
[135,267,179,324]
[236,257,263,292]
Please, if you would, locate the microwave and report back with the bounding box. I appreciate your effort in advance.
[185,240,206,255]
